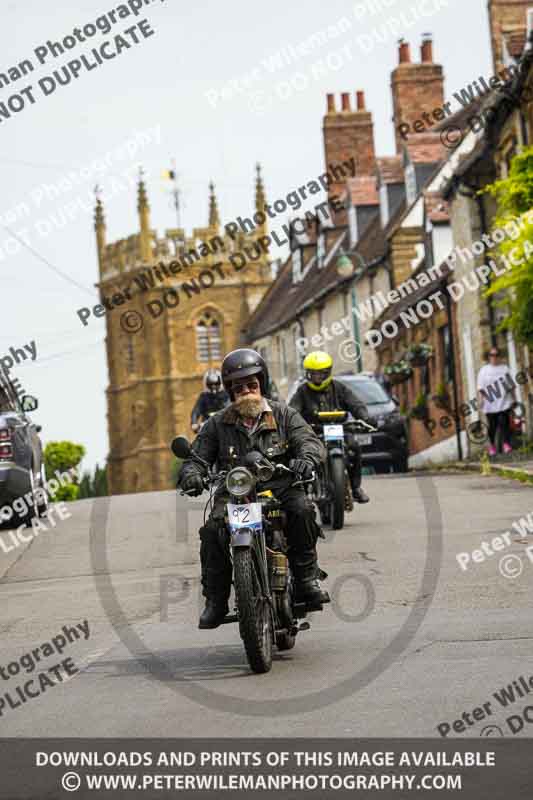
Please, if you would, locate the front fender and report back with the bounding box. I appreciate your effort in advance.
[328,447,344,458]
[230,526,253,547]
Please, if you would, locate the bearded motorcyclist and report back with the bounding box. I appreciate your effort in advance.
[289,351,370,504]
[190,369,229,433]
[178,348,328,629]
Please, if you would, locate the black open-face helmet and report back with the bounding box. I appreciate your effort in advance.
[221,348,269,400]
[204,369,222,392]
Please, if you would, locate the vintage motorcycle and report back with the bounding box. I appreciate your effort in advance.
[310,411,377,530]
[172,436,330,674]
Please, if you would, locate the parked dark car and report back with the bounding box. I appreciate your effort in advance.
[287,372,409,473]
[0,376,46,524]
[336,373,409,473]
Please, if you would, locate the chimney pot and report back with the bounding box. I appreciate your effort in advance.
[421,34,433,63]
[356,90,365,110]
[341,92,351,111]
[398,40,411,64]
[327,93,336,113]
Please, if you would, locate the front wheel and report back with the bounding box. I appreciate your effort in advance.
[330,457,345,530]
[233,548,273,673]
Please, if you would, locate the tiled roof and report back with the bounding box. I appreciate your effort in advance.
[245,193,410,341]
[375,261,454,325]
[344,176,379,206]
[404,132,448,164]
[244,229,348,340]
[376,156,404,184]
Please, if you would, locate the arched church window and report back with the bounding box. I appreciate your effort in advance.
[195,310,222,362]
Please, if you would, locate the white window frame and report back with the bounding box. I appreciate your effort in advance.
[405,162,417,207]
[380,183,390,229]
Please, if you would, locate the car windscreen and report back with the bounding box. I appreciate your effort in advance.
[338,378,390,405]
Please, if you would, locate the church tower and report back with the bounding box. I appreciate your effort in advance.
[96,169,273,494]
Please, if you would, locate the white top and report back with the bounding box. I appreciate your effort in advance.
[477,363,514,413]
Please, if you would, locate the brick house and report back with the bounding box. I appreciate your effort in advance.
[246,36,447,396]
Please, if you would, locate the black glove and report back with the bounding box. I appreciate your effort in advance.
[289,458,314,480]
[181,474,204,496]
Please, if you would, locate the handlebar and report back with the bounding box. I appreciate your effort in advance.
[179,460,314,495]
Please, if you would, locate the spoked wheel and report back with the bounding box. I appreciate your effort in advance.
[233,548,273,673]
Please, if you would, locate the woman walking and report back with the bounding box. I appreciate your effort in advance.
[477,347,516,456]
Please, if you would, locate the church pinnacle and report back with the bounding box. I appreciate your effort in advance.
[94,185,106,274]
[255,163,266,214]
[137,168,152,263]
[208,181,220,228]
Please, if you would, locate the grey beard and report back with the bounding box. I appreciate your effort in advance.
[234,396,263,418]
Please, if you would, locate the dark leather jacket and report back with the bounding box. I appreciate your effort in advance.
[289,379,369,426]
[179,399,325,493]
[190,390,229,424]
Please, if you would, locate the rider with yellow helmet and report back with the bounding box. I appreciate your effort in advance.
[290,351,370,504]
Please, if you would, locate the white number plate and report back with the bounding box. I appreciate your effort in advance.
[227,503,262,534]
[355,434,372,446]
[323,424,344,441]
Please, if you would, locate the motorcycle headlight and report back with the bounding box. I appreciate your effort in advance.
[226,467,254,497]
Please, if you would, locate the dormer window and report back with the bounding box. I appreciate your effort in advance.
[405,162,417,206]
[317,232,325,269]
[292,247,302,283]
[380,183,390,228]
[348,204,357,248]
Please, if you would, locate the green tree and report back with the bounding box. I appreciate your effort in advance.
[43,441,85,478]
[43,441,85,502]
[78,463,109,499]
[484,147,533,344]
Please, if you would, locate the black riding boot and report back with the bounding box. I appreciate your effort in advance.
[290,551,329,606]
[199,522,232,629]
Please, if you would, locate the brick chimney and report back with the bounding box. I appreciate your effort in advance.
[322,90,376,198]
[488,0,531,73]
[391,36,444,153]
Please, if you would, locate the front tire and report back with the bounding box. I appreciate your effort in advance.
[233,548,273,673]
[330,457,345,530]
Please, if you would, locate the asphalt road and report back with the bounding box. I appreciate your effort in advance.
[1,470,533,738]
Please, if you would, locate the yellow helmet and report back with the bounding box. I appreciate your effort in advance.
[303,351,333,391]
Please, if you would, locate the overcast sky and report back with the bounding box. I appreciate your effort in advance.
[0,0,493,474]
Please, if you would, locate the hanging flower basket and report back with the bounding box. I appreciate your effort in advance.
[409,404,429,421]
[383,360,413,385]
[432,381,452,411]
[406,343,433,368]
[409,392,430,421]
